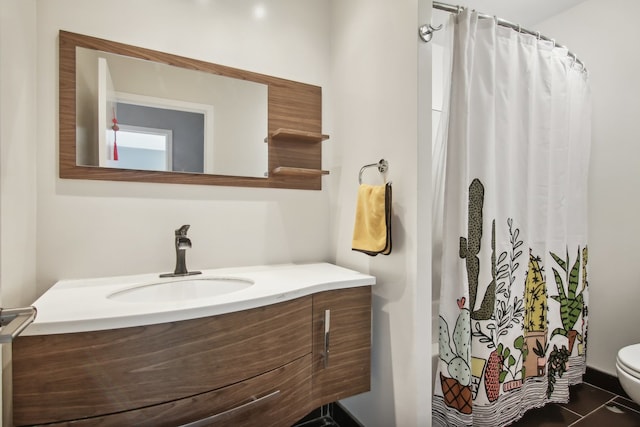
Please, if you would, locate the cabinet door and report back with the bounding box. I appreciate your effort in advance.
[312,286,371,406]
[42,355,312,427]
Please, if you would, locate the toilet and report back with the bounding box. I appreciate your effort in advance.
[616,344,640,403]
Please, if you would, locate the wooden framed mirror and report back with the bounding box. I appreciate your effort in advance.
[59,30,329,190]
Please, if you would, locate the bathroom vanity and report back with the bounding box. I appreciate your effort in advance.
[12,263,374,426]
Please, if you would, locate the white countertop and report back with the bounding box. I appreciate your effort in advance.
[24,263,375,336]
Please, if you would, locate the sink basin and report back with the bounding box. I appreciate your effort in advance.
[108,277,254,303]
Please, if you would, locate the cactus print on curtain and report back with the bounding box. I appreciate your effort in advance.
[432,9,591,427]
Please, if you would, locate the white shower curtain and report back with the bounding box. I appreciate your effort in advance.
[433,10,591,427]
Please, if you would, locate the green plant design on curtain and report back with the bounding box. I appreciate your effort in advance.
[580,246,589,357]
[549,248,585,353]
[439,304,473,414]
[472,218,526,401]
[523,250,548,379]
[460,179,496,321]
[546,344,571,397]
[546,247,585,398]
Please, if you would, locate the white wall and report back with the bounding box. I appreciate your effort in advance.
[0,1,38,423]
[32,0,333,300]
[0,0,38,311]
[330,0,432,425]
[535,0,640,376]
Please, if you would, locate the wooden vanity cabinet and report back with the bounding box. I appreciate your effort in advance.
[12,286,372,426]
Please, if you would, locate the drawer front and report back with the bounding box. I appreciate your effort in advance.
[312,286,372,406]
[13,297,312,426]
[43,355,312,427]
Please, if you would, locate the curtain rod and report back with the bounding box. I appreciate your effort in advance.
[420,1,586,71]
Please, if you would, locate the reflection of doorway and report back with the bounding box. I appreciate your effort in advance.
[105,125,172,172]
[97,55,213,173]
[114,101,206,173]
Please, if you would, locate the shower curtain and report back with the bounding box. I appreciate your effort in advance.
[432,10,591,427]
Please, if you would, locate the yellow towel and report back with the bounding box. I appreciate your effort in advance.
[352,183,392,256]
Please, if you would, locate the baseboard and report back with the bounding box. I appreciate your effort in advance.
[585,366,630,398]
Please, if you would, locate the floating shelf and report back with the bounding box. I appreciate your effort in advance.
[270,128,330,143]
[268,129,330,181]
[272,167,330,177]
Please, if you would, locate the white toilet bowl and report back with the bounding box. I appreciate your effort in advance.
[616,343,640,403]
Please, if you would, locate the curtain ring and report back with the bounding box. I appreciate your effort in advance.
[536,31,541,40]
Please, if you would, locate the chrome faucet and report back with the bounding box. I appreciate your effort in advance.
[160,225,202,278]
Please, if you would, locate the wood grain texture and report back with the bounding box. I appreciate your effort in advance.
[270,129,329,142]
[13,297,312,426]
[13,287,372,425]
[312,286,372,406]
[42,355,312,427]
[272,167,330,177]
[59,30,326,190]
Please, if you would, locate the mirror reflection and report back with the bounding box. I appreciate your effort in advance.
[75,47,268,178]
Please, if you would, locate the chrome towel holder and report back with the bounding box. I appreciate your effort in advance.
[359,159,389,184]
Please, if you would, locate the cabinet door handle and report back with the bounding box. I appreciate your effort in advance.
[180,390,281,427]
[322,309,330,368]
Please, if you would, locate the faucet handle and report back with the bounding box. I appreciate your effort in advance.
[176,224,190,236]
[160,224,200,278]
[177,236,192,249]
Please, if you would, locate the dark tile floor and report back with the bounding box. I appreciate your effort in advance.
[509,383,640,426]
[296,381,640,426]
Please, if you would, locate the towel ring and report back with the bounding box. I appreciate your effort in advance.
[359,159,388,184]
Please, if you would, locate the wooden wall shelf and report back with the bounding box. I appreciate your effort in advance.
[270,128,330,143]
[268,129,330,184]
[272,167,330,177]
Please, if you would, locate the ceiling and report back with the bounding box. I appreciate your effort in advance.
[431,0,589,28]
